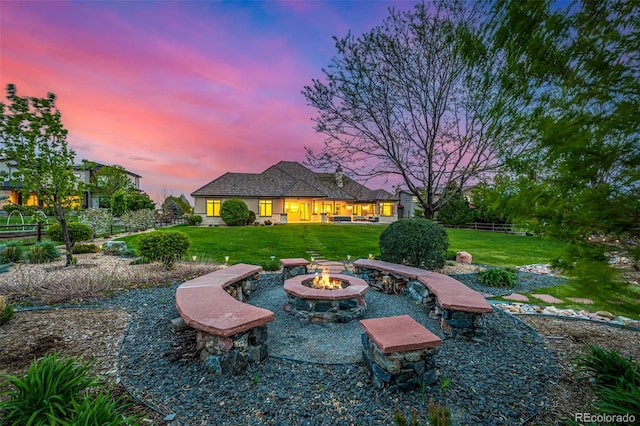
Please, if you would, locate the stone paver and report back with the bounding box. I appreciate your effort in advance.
[531,294,564,304]
[566,297,594,304]
[503,293,530,302]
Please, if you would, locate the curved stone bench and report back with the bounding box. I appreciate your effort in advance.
[175,263,275,375]
[354,258,493,338]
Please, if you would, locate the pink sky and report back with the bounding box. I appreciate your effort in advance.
[0,1,415,203]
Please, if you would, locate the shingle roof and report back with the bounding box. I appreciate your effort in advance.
[192,161,397,201]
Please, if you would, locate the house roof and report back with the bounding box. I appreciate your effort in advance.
[192,161,396,201]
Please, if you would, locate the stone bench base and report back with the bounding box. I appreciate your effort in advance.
[280,258,310,280]
[197,325,269,375]
[360,315,441,391]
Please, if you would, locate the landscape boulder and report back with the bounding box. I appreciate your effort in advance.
[102,240,127,256]
[456,251,472,264]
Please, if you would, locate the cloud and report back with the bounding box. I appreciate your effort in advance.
[1,0,407,200]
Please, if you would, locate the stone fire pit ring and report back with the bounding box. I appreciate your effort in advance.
[283,273,368,323]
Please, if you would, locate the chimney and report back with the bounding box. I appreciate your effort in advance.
[335,166,344,188]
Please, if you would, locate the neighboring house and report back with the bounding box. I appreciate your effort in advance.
[192,161,398,225]
[0,159,141,209]
[73,162,141,208]
[396,185,476,219]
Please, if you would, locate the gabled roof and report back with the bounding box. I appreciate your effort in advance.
[192,161,396,201]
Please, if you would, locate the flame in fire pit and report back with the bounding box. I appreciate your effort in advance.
[312,269,343,290]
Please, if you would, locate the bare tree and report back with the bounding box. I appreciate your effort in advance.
[303,0,503,219]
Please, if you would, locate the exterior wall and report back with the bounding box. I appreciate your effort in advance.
[194,195,399,225]
[195,196,284,226]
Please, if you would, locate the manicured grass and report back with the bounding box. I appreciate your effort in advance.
[116,224,639,318]
[117,224,566,267]
[446,228,568,267]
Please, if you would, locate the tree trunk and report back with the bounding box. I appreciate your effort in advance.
[56,205,74,267]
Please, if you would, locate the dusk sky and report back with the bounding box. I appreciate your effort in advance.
[0,0,417,203]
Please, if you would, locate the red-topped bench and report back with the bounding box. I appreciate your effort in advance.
[354,258,493,338]
[280,258,310,280]
[360,315,442,391]
[175,263,275,375]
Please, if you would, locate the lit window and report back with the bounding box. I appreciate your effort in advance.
[206,199,221,216]
[259,199,272,216]
[380,202,394,216]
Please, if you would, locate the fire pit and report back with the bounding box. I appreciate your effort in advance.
[283,270,368,323]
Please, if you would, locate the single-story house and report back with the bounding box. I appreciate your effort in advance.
[191,161,398,225]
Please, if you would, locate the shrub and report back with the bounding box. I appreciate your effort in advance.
[70,390,139,425]
[444,249,458,261]
[102,241,128,256]
[72,243,100,254]
[575,345,640,415]
[46,222,93,246]
[0,353,99,424]
[187,214,203,226]
[246,211,257,226]
[78,208,112,238]
[137,230,191,270]
[121,209,156,232]
[477,267,518,288]
[0,241,25,263]
[220,198,249,226]
[379,218,449,270]
[0,295,14,326]
[259,260,280,271]
[428,397,452,426]
[0,353,139,425]
[28,241,61,263]
[263,219,272,226]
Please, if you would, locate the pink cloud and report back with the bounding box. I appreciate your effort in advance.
[1,1,404,201]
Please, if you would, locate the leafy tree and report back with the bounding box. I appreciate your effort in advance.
[78,208,112,239]
[0,84,79,266]
[110,189,127,217]
[126,190,155,211]
[436,184,474,226]
[488,0,640,282]
[163,198,182,218]
[162,195,191,216]
[89,164,134,208]
[303,0,503,219]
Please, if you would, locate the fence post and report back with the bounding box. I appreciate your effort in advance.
[37,221,42,242]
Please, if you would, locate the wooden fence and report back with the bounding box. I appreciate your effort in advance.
[439,222,530,235]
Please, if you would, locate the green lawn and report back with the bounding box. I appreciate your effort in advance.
[116,224,639,318]
[117,224,566,267]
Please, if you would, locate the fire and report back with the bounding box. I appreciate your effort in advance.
[312,269,343,290]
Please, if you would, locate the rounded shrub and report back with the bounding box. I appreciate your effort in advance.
[246,211,257,226]
[28,241,61,264]
[0,241,25,263]
[47,222,93,246]
[137,230,191,270]
[220,198,249,226]
[187,214,203,226]
[379,218,449,270]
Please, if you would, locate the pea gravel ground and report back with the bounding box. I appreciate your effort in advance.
[97,272,561,426]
